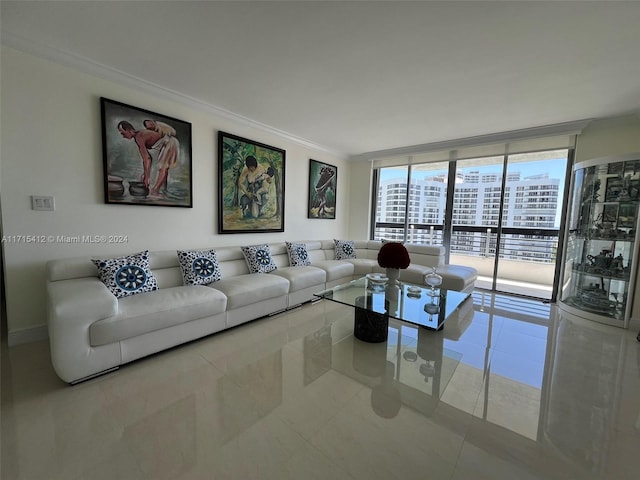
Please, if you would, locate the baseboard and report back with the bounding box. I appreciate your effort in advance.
[8,325,48,346]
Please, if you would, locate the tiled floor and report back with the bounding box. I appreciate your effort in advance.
[2,291,640,479]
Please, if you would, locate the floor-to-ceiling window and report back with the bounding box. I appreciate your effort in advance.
[371,144,573,300]
[373,163,450,244]
[373,166,409,241]
[452,150,569,299]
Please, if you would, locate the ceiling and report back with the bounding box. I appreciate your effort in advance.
[2,1,640,158]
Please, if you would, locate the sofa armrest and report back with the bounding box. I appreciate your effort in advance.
[47,277,121,383]
[48,277,118,327]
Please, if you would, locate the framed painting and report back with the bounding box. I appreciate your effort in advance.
[218,131,285,233]
[100,97,192,207]
[308,159,337,219]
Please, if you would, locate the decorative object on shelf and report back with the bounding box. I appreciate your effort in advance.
[424,295,440,315]
[377,242,410,284]
[608,174,640,201]
[407,285,422,299]
[607,161,624,175]
[586,249,613,270]
[100,97,193,208]
[385,283,400,304]
[218,131,285,234]
[424,267,443,297]
[618,203,636,228]
[308,159,337,219]
[582,178,601,204]
[366,273,388,291]
[386,268,400,285]
[402,351,418,362]
[605,176,625,202]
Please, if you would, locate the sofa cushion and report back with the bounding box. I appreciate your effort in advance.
[91,250,159,299]
[270,266,326,292]
[241,244,277,273]
[209,273,289,309]
[345,258,379,276]
[400,265,435,286]
[89,285,226,346]
[437,264,478,292]
[334,239,356,260]
[312,259,355,281]
[177,249,222,285]
[401,264,477,292]
[285,241,311,266]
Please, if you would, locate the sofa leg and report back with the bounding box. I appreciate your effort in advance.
[69,366,120,385]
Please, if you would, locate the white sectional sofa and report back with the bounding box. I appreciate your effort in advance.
[46,240,477,384]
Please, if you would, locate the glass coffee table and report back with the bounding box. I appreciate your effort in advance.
[314,276,471,343]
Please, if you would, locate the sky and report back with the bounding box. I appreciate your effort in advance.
[380,157,568,183]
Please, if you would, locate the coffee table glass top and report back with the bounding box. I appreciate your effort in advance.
[314,277,471,330]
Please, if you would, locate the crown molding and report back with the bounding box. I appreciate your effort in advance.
[1,31,346,158]
[351,119,593,162]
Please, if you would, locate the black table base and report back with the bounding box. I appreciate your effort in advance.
[354,295,389,343]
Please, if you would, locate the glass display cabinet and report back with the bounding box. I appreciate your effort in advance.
[559,154,640,328]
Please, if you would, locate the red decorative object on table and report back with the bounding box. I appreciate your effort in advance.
[377,242,410,269]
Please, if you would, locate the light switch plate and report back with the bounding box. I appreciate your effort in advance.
[31,195,55,211]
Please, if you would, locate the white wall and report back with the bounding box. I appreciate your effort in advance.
[575,114,640,162]
[0,46,350,342]
[347,160,373,239]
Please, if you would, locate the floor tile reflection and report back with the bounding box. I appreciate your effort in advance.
[2,292,640,479]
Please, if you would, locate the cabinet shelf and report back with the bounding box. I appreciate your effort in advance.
[559,154,640,328]
[562,296,622,318]
[570,234,635,242]
[570,268,631,282]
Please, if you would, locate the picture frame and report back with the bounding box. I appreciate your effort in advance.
[100,97,192,207]
[218,131,285,233]
[624,159,640,175]
[605,177,624,202]
[308,159,337,219]
[607,161,624,175]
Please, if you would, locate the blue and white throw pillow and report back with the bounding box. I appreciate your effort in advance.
[241,244,277,273]
[177,249,221,285]
[285,241,310,266]
[334,239,356,260]
[92,250,158,298]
